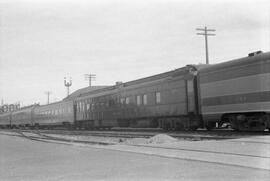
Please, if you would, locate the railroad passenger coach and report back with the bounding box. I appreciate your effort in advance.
[33,100,74,128]
[11,106,36,128]
[198,51,270,131]
[0,112,12,128]
[74,65,202,130]
[74,87,118,129]
[0,105,37,128]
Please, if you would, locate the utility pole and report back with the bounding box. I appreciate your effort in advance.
[44,91,52,104]
[84,74,96,87]
[64,77,72,97]
[196,26,216,64]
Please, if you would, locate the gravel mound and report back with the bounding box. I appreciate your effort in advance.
[123,134,178,145]
[148,134,178,144]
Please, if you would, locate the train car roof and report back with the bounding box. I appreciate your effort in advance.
[35,99,73,110]
[64,86,110,100]
[73,65,198,100]
[123,66,192,87]
[11,104,38,114]
[198,51,270,73]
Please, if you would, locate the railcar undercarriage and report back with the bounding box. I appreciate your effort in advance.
[222,112,269,131]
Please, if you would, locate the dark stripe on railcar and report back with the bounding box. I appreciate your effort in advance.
[200,59,270,84]
[202,91,270,106]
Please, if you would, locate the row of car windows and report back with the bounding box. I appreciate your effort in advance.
[13,115,29,119]
[37,107,72,116]
[77,92,161,113]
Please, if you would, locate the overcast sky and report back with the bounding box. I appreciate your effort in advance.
[0,0,269,106]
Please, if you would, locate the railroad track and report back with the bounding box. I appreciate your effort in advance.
[1,128,270,143]
[17,128,270,141]
[1,130,114,145]
[1,129,269,170]
[2,128,270,142]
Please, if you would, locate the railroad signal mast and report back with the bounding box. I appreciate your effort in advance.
[64,77,72,97]
[84,74,96,87]
[196,26,216,64]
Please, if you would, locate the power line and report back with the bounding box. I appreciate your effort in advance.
[84,74,96,87]
[196,26,216,64]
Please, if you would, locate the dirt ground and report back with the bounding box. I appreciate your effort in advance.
[0,134,269,181]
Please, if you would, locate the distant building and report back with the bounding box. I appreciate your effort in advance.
[0,104,20,114]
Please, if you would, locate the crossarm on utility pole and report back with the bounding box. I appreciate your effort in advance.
[196,26,216,64]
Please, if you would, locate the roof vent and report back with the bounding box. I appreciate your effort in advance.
[115,81,123,86]
[248,51,263,57]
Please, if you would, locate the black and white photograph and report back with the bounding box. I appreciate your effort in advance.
[0,0,270,180]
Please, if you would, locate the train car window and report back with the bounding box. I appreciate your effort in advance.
[91,103,95,111]
[126,97,130,105]
[108,100,113,106]
[87,103,90,111]
[143,94,147,105]
[80,102,83,112]
[120,98,125,104]
[82,102,85,112]
[156,92,161,104]
[136,95,141,106]
[85,102,88,111]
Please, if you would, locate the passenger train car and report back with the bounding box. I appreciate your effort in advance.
[33,101,74,128]
[0,112,12,128]
[74,65,202,130]
[0,51,269,131]
[198,51,270,131]
[11,105,35,128]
